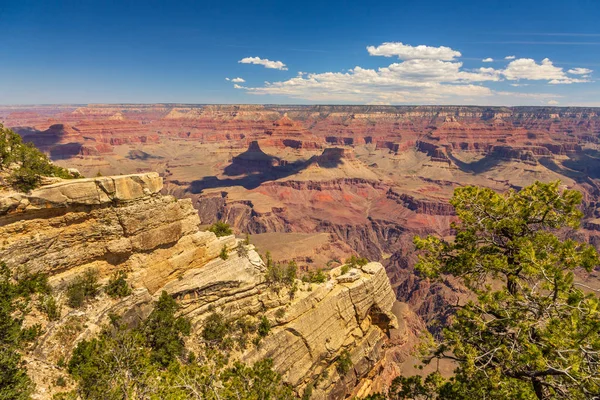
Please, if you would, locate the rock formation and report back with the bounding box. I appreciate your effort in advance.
[1,173,407,399]
[5,103,600,377]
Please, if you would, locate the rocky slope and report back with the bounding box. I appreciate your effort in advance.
[1,173,411,399]
[4,103,600,341]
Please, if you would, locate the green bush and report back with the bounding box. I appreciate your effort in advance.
[275,308,286,319]
[104,271,131,299]
[336,349,352,375]
[258,316,271,337]
[219,245,229,260]
[142,291,191,367]
[340,265,350,275]
[55,376,67,387]
[65,291,292,399]
[66,269,100,308]
[0,261,52,399]
[39,295,61,321]
[1,125,76,192]
[345,255,368,268]
[302,269,328,283]
[265,260,297,287]
[202,312,228,343]
[208,221,233,237]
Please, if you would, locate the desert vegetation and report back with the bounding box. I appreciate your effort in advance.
[208,221,233,237]
[377,181,600,399]
[0,124,77,192]
[0,262,52,399]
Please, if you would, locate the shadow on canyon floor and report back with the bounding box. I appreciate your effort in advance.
[13,125,83,160]
[189,150,344,192]
[539,154,600,195]
[446,150,503,174]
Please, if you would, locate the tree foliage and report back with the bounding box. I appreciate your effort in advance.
[66,269,100,308]
[66,292,292,399]
[142,291,191,367]
[408,181,600,399]
[0,262,51,399]
[208,221,233,237]
[0,124,76,192]
[104,271,132,299]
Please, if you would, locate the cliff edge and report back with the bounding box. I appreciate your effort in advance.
[1,173,408,399]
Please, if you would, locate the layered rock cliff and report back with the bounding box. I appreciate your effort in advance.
[0,173,405,399]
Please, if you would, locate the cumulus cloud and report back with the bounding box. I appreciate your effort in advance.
[482,58,494,62]
[568,67,593,75]
[505,55,516,60]
[234,42,590,104]
[366,42,461,60]
[503,58,590,84]
[225,78,230,81]
[237,59,497,103]
[548,100,559,105]
[239,57,288,70]
[231,77,245,83]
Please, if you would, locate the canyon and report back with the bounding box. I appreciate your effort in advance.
[1,172,421,399]
[3,104,600,396]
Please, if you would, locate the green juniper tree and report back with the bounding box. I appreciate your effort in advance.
[0,262,51,399]
[400,181,600,400]
[0,124,75,192]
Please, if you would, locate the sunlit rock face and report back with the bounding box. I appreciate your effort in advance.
[1,173,408,399]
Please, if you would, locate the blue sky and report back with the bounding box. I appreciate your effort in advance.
[1,0,600,105]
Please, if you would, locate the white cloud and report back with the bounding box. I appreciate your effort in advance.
[231,77,245,83]
[239,57,288,70]
[548,100,559,105]
[238,59,497,103]
[568,67,593,75]
[366,42,461,60]
[234,43,591,104]
[503,58,589,84]
[225,78,230,81]
[482,58,494,62]
[505,55,516,60]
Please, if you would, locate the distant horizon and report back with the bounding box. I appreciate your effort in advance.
[2,0,600,106]
[2,103,600,109]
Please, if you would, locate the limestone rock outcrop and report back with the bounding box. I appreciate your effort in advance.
[1,173,402,399]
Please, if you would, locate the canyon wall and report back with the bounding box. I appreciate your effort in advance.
[0,173,411,399]
[4,103,600,355]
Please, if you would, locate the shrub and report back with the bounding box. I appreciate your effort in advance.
[336,349,352,375]
[235,317,257,335]
[143,291,191,367]
[265,260,297,287]
[66,269,100,308]
[208,221,232,237]
[202,312,228,343]
[302,383,314,400]
[340,265,350,275]
[302,269,327,283]
[345,255,368,268]
[258,316,271,337]
[104,271,131,299]
[39,295,61,321]
[244,233,250,245]
[55,376,67,387]
[219,245,229,260]
[0,261,52,398]
[1,125,76,192]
